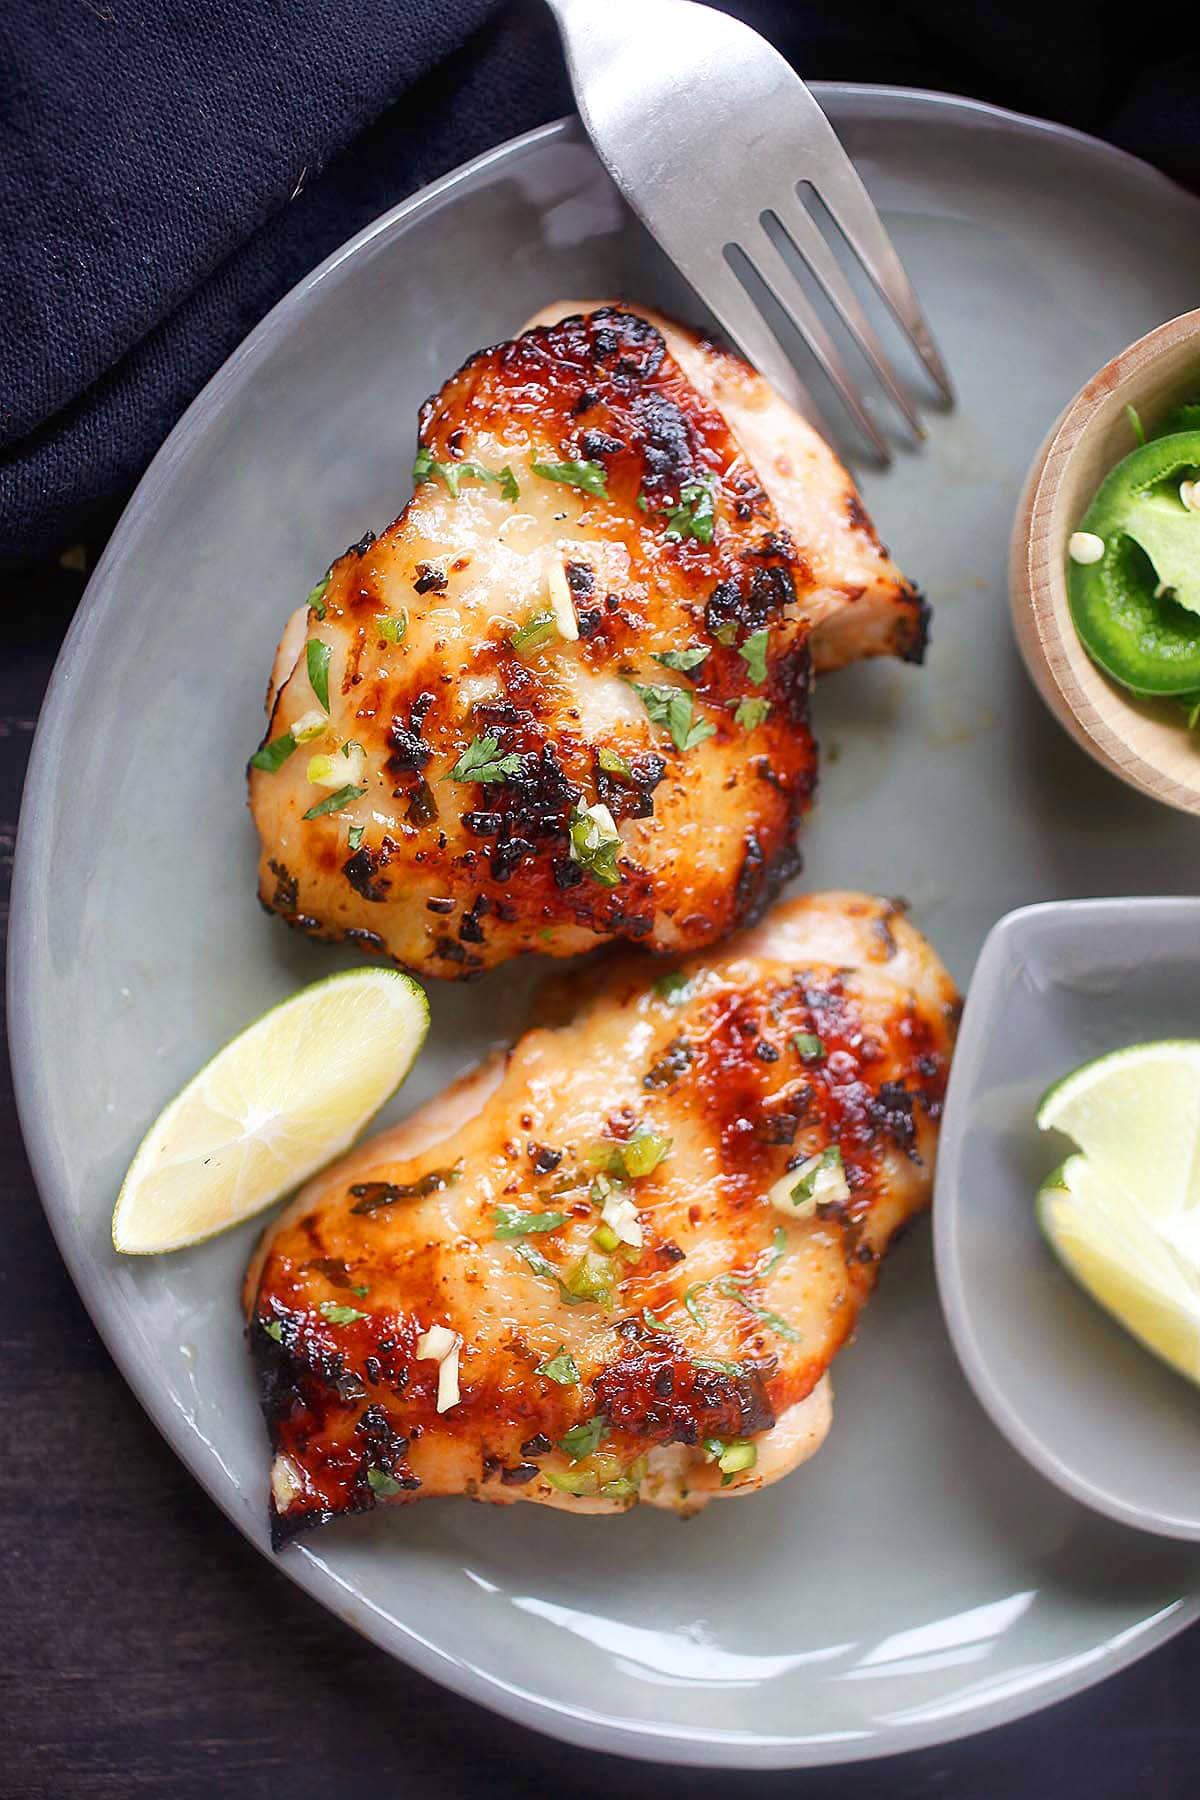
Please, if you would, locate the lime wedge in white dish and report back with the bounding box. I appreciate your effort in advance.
[113,968,429,1254]
[1037,1041,1200,1384]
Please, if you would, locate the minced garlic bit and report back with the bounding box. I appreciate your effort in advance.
[769,1145,850,1219]
[417,1323,463,1413]
[1068,531,1106,565]
[546,558,579,641]
[308,743,366,788]
[270,1452,304,1512]
[306,753,340,787]
[600,1189,643,1249]
[292,709,328,744]
[1181,480,1200,515]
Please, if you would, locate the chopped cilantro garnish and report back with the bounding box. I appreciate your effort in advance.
[367,1468,404,1496]
[628,681,716,753]
[531,458,608,499]
[262,1319,285,1343]
[568,802,622,887]
[536,1345,581,1386]
[303,784,365,819]
[733,696,771,732]
[663,477,717,543]
[738,628,769,685]
[715,1272,802,1342]
[306,638,332,712]
[793,1032,826,1063]
[712,620,738,646]
[250,732,297,773]
[306,572,331,619]
[559,1416,608,1462]
[447,734,523,784]
[741,1296,802,1341]
[318,1300,368,1326]
[347,824,365,851]
[511,1241,558,1280]
[684,1282,710,1327]
[513,1241,605,1307]
[413,447,519,501]
[510,609,558,655]
[492,1205,569,1240]
[757,1309,801,1343]
[653,645,710,675]
[758,1226,788,1278]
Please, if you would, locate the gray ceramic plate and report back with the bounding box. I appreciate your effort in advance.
[11,89,1200,1769]
[935,899,1200,1540]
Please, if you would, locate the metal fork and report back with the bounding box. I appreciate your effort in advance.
[543,0,952,460]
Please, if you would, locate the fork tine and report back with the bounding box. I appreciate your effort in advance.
[810,152,954,402]
[741,228,891,461]
[766,193,925,439]
[669,246,844,439]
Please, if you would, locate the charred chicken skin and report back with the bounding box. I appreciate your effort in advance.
[245,893,958,1545]
[249,306,925,980]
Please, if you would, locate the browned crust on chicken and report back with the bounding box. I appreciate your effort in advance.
[522,300,928,672]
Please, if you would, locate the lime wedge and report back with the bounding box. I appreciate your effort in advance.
[1037,1041,1200,1382]
[113,968,429,1254]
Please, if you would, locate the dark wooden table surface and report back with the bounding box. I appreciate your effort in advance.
[3,545,1199,1799]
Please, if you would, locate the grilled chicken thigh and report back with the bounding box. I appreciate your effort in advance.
[245,892,958,1545]
[249,305,924,980]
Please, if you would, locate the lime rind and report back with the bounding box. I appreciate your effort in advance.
[1037,1039,1200,1224]
[113,966,429,1255]
[1036,1038,1200,1127]
[1036,1042,1200,1386]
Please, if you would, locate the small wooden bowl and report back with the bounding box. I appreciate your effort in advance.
[1010,308,1200,815]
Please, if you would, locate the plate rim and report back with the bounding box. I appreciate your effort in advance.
[10,88,1200,1770]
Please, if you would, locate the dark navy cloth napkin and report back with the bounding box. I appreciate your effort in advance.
[2,0,1196,565]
